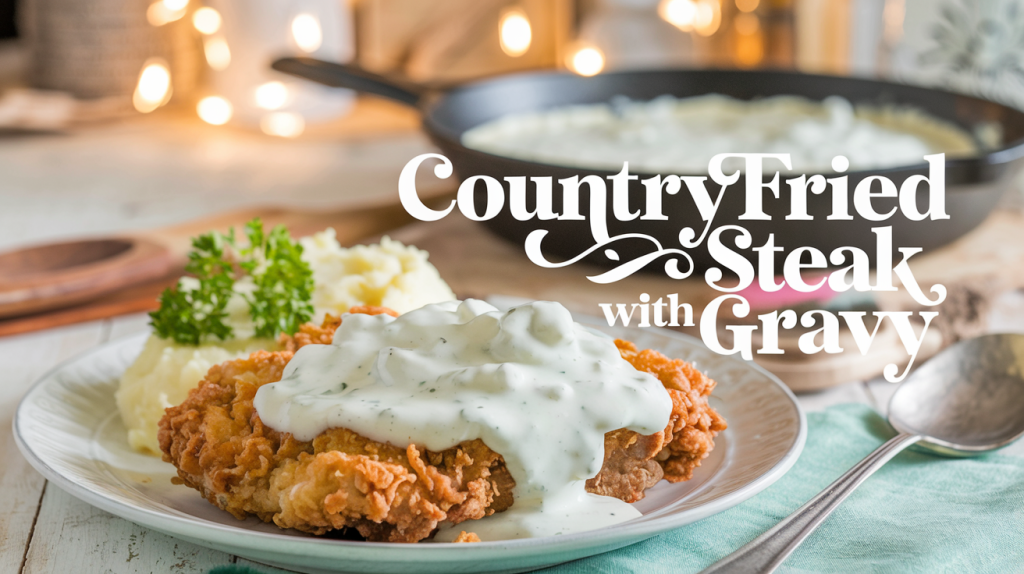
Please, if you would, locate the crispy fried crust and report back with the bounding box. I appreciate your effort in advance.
[614,339,728,482]
[278,307,398,351]
[582,341,727,500]
[159,312,725,542]
[159,350,514,542]
[453,531,481,543]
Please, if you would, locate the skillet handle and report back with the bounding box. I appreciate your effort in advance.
[272,57,426,107]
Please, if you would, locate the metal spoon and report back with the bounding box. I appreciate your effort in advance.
[701,333,1024,574]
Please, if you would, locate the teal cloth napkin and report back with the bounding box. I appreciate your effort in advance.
[209,404,1024,574]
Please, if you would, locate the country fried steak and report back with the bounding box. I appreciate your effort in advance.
[158,307,726,542]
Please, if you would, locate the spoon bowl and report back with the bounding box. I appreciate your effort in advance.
[889,334,1024,455]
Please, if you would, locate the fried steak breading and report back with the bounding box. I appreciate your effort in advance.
[160,308,513,543]
[159,308,726,542]
[583,340,727,501]
[614,340,728,482]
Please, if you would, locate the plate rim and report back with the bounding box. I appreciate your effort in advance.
[14,324,806,564]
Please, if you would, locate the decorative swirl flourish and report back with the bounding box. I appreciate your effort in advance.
[524,230,694,284]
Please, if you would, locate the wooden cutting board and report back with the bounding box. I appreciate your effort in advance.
[0,191,454,337]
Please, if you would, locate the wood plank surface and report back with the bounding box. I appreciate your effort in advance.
[0,322,107,573]
[107,313,155,341]
[23,486,234,574]
[0,316,240,574]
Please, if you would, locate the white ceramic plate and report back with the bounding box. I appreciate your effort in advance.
[15,323,805,574]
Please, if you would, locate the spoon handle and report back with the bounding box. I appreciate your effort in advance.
[700,432,921,574]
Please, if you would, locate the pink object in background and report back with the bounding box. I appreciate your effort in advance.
[738,274,838,311]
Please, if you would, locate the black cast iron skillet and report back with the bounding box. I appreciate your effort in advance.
[274,57,1024,273]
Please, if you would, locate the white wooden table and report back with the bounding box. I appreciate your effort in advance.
[3,109,1024,574]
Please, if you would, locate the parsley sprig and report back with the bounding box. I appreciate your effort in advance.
[240,220,315,339]
[149,230,236,345]
[149,219,314,345]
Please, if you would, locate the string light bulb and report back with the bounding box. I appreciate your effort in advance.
[261,112,305,138]
[659,0,698,31]
[193,7,222,35]
[147,1,186,26]
[499,9,532,57]
[203,36,231,70]
[255,81,288,110]
[133,59,172,113]
[197,96,233,125]
[291,14,323,53]
[693,0,721,36]
[568,46,605,76]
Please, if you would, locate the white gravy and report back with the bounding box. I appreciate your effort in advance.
[253,299,672,541]
[462,94,978,173]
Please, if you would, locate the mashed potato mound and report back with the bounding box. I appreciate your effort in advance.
[116,336,274,454]
[117,231,455,455]
[300,230,456,316]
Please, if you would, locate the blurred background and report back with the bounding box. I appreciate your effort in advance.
[1,0,1023,384]
[2,0,1022,138]
[1,0,1021,246]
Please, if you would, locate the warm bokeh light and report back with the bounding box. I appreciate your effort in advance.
[659,0,697,31]
[735,0,759,12]
[192,7,222,35]
[255,81,288,110]
[163,0,188,10]
[733,13,763,67]
[499,9,532,57]
[133,60,172,113]
[734,12,760,35]
[568,47,605,77]
[197,96,233,125]
[693,0,721,36]
[260,112,306,138]
[146,1,186,26]
[291,14,323,53]
[203,36,231,70]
